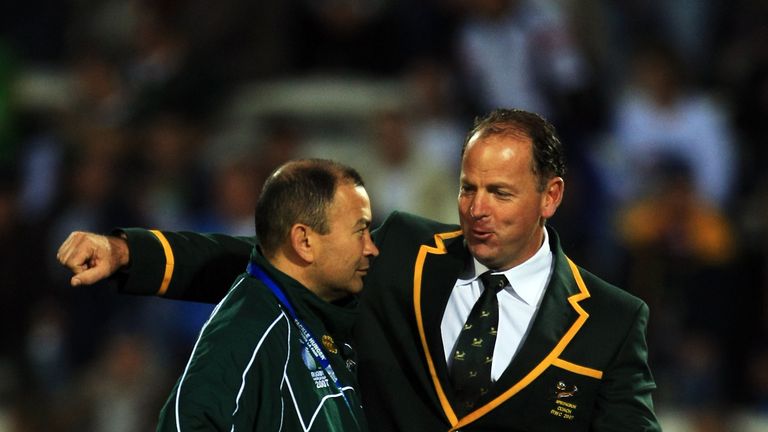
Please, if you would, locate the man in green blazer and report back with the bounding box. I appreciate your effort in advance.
[59,108,660,431]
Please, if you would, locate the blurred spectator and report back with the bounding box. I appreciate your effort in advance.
[198,115,306,234]
[131,111,205,229]
[15,119,65,224]
[615,157,737,414]
[353,108,459,224]
[455,0,587,120]
[194,154,260,236]
[63,332,168,432]
[251,117,307,190]
[124,2,188,106]
[69,48,129,127]
[607,1,719,76]
[600,41,737,210]
[617,158,735,269]
[123,1,225,124]
[23,299,71,399]
[47,127,133,252]
[402,59,469,170]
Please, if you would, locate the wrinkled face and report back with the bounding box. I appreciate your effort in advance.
[311,183,379,301]
[458,132,562,270]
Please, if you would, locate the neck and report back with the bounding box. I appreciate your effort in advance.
[266,253,334,302]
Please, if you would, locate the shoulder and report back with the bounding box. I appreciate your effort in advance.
[575,265,649,322]
[374,211,460,241]
[203,276,289,344]
[550,228,646,317]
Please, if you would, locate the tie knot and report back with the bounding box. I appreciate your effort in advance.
[480,272,508,293]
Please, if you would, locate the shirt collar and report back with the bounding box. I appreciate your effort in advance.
[462,228,553,305]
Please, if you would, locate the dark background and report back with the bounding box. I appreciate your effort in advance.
[1,0,767,430]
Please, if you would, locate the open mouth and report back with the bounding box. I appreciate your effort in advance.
[470,229,493,241]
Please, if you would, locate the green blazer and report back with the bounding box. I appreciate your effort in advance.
[119,211,659,431]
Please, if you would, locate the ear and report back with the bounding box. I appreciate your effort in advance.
[289,224,315,263]
[541,177,564,219]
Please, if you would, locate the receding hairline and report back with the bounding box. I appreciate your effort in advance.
[464,123,532,155]
[462,126,536,169]
[273,159,363,186]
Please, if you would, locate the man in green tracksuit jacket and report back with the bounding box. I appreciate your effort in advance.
[154,159,376,431]
[59,109,660,431]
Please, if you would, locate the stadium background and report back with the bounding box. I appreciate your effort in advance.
[1,0,767,430]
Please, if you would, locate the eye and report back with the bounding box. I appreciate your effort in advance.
[490,187,514,200]
[356,224,371,235]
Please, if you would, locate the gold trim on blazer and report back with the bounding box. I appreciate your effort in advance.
[412,230,603,430]
[149,230,175,296]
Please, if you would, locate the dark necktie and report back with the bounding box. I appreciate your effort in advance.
[450,271,508,416]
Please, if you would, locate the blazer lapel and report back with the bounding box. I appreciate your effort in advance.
[419,233,469,391]
[411,229,468,425]
[493,247,582,390]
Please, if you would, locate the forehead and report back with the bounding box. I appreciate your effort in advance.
[461,132,534,175]
[328,183,371,222]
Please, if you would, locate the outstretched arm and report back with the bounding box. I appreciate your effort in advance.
[57,229,255,304]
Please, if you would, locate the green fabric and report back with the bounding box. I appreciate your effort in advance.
[121,211,660,431]
[357,212,659,431]
[119,229,254,300]
[156,249,366,431]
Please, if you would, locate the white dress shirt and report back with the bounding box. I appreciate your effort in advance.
[441,228,553,381]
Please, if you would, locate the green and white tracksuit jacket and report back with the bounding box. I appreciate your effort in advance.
[156,249,367,432]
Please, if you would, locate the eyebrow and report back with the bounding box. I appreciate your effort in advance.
[460,178,513,189]
[487,183,514,190]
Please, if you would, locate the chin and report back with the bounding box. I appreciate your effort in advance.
[471,249,501,269]
[350,283,364,295]
[340,281,362,296]
[469,243,492,259]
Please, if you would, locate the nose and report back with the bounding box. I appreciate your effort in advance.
[364,231,379,257]
[469,192,489,219]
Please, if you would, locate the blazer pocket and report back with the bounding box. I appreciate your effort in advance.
[521,367,601,431]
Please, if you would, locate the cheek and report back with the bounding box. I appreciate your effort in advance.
[497,203,535,228]
[345,239,365,266]
[457,197,471,216]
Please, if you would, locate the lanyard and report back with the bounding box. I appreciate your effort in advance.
[246,261,359,419]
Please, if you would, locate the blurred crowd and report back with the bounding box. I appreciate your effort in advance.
[1,0,768,430]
